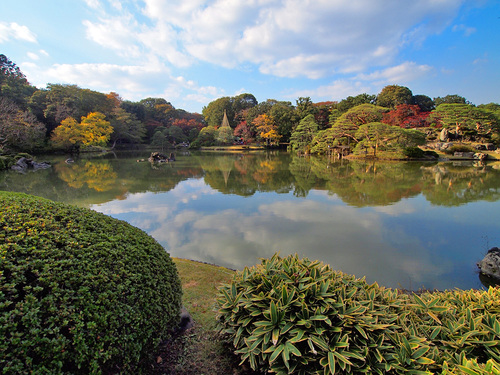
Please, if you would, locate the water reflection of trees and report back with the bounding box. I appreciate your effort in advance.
[2,152,500,207]
[420,162,500,206]
[55,161,118,192]
[309,158,424,206]
[198,153,295,196]
[287,156,500,207]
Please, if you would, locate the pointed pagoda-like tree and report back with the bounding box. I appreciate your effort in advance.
[216,110,234,144]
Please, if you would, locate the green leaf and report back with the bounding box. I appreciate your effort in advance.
[430,326,441,340]
[427,311,442,325]
[354,324,368,339]
[413,294,427,309]
[332,350,353,368]
[289,329,305,343]
[310,335,329,352]
[269,344,284,363]
[310,315,332,325]
[454,366,479,375]
[285,341,301,357]
[272,328,280,346]
[416,357,435,365]
[411,345,429,359]
[327,351,335,374]
[270,301,279,325]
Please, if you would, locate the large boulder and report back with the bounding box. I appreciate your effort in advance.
[11,157,51,172]
[477,247,500,280]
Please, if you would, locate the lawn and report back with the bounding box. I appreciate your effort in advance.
[150,258,258,375]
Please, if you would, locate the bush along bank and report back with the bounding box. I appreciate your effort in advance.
[0,192,183,374]
[217,253,500,375]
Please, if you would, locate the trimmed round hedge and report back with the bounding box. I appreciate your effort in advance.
[0,192,182,374]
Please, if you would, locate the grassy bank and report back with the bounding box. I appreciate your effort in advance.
[150,259,258,375]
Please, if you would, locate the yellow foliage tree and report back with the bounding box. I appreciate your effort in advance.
[51,112,113,151]
[253,114,281,146]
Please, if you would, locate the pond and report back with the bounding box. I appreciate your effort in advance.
[2,150,500,291]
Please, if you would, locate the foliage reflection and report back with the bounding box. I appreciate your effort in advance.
[1,152,500,207]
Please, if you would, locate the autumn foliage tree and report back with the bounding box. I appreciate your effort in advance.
[0,97,46,152]
[51,112,113,152]
[382,104,430,128]
[253,114,281,146]
[234,121,255,143]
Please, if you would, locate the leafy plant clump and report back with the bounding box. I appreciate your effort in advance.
[0,192,182,374]
[217,253,500,375]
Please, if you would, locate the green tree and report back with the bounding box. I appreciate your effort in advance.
[202,97,233,128]
[195,126,216,146]
[203,94,257,130]
[431,103,500,141]
[232,93,258,117]
[335,93,376,113]
[109,108,146,147]
[290,114,319,153]
[150,130,169,151]
[354,122,425,157]
[376,85,413,108]
[51,112,113,151]
[167,125,188,144]
[310,128,339,154]
[295,97,317,120]
[121,100,146,121]
[433,94,468,106]
[0,54,36,109]
[331,104,388,144]
[216,126,234,145]
[412,94,435,112]
[268,100,298,142]
[139,97,175,126]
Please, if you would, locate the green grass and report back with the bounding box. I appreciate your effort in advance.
[173,258,235,329]
[152,259,258,375]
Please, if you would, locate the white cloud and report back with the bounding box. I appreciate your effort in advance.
[80,0,463,80]
[27,52,39,60]
[83,0,101,9]
[452,24,477,36]
[83,15,142,58]
[0,22,37,43]
[23,60,169,98]
[290,79,372,102]
[356,62,434,85]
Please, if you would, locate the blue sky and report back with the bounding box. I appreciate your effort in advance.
[1,0,499,113]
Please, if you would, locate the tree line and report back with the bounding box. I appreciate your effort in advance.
[1,54,499,156]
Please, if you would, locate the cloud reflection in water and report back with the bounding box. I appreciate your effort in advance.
[93,178,451,290]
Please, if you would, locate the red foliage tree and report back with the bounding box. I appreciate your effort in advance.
[172,118,204,135]
[382,104,430,129]
[234,121,255,143]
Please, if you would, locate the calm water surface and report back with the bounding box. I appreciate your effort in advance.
[2,150,500,291]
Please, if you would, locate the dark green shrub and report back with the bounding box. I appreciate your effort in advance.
[0,155,15,170]
[403,146,425,158]
[217,253,500,375]
[423,150,439,159]
[443,144,475,155]
[0,192,182,374]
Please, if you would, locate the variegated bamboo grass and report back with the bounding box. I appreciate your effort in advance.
[217,253,500,375]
